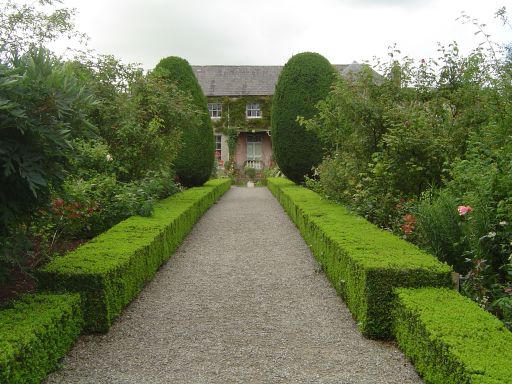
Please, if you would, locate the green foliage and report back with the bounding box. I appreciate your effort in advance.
[209,95,272,133]
[0,293,82,384]
[301,64,386,159]
[267,178,452,339]
[33,168,180,250]
[303,45,493,228]
[0,0,85,63]
[154,56,214,187]
[68,55,143,144]
[244,167,256,181]
[415,189,469,273]
[393,287,512,384]
[37,179,231,332]
[415,126,512,325]
[19,55,195,269]
[0,48,94,237]
[72,56,195,182]
[271,52,337,183]
[301,31,512,328]
[0,2,204,289]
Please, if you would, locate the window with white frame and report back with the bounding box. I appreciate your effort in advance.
[246,103,261,118]
[215,135,222,160]
[208,103,222,119]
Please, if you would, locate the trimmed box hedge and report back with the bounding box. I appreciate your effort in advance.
[37,179,231,333]
[267,178,452,339]
[0,293,82,384]
[393,287,512,384]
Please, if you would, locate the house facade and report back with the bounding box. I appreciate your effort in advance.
[192,63,362,173]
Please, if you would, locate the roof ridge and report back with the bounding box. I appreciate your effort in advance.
[192,64,353,97]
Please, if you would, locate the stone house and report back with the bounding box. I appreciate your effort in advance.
[192,63,363,173]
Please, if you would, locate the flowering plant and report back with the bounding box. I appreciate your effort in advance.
[457,205,473,216]
[401,213,416,236]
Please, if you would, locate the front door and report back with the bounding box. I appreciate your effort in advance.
[246,134,262,169]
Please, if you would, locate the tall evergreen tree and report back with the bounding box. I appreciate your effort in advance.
[271,52,337,183]
[154,56,214,187]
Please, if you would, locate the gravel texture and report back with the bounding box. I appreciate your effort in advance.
[45,186,422,384]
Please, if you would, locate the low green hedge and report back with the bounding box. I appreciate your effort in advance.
[393,287,512,383]
[0,293,82,384]
[267,178,452,339]
[38,179,231,333]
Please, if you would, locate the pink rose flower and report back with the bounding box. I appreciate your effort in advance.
[457,205,473,216]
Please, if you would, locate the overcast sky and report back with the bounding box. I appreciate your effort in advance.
[51,0,511,70]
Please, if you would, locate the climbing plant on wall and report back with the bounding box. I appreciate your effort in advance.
[209,96,272,133]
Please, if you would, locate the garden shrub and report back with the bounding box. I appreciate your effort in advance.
[415,189,470,273]
[267,178,452,339]
[0,49,94,239]
[153,56,214,187]
[271,52,337,183]
[298,40,512,328]
[37,179,231,333]
[0,293,82,384]
[393,287,512,384]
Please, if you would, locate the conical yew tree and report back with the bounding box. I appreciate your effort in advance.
[154,56,214,187]
[271,52,337,183]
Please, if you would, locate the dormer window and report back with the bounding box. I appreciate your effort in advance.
[208,103,222,119]
[246,103,261,118]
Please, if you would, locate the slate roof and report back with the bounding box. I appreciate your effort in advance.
[192,63,363,97]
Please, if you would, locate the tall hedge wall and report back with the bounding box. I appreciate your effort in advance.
[271,52,337,183]
[154,56,214,187]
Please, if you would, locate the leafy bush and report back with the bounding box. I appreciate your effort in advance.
[37,179,231,332]
[300,30,512,327]
[393,287,512,384]
[72,57,196,183]
[271,52,337,183]
[0,2,205,292]
[267,178,452,339]
[0,49,94,236]
[0,293,82,384]
[153,56,214,187]
[415,190,470,273]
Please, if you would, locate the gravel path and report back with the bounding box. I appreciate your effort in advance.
[45,186,422,384]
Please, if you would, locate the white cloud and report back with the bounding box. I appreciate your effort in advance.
[49,0,511,69]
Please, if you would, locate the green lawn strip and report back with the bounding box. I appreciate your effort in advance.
[267,178,452,339]
[0,293,82,384]
[393,287,512,384]
[37,179,231,333]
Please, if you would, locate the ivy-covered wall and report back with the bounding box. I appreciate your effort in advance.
[208,96,272,134]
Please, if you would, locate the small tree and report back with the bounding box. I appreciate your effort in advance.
[153,56,214,187]
[271,52,337,183]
